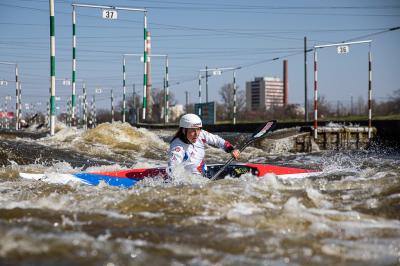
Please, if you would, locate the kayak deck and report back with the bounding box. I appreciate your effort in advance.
[20,163,320,188]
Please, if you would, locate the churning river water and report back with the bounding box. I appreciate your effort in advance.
[0,122,399,266]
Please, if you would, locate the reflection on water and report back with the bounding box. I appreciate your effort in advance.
[0,122,399,265]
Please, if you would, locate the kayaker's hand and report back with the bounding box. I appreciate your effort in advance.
[231,149,240,160]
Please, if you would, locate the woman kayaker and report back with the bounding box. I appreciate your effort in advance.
[167,113,240,177]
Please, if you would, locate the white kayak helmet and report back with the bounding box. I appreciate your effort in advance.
[179,113,202,128]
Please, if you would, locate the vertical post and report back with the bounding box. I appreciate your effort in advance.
[132,84,139,123]
[66,99,70,126]
[5,97,9,129]
[78,96,82,127]
[185,91,189,112]
[71,5,76,127]
[15,64,20,130]
[132,83,136,124]
[283,60,288,106]
[304,36,308,122]
[82,82,87,130]
[165,55,169,123]
[205,65,208,103]
[313,49,318,139]
[350,95,354,115]
[111,89,114,123]
[198,72,202,116]
[146,31,152,120]
[46,101,50,129]
[142,12,148,121]
[132,83,136,107]
[163,77,166,123]
[122,56,126,123]
[233,70,237,125]
[18,83,22,128]
[49,0,56,135]
[368,50,372,139]
[92,94,96,127]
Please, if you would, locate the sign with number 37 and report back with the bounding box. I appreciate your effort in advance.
[102,9,118,20]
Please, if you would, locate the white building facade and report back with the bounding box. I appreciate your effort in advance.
[246,77,286,111]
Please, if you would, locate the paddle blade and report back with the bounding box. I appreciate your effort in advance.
[252,120,276,139]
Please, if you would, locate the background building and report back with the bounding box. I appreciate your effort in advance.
[246,77,285,111]
[246,60,289,111]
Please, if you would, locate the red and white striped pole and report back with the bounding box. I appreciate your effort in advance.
[368,50,372,139]
[313,49,318,139]
[198,72,202,116]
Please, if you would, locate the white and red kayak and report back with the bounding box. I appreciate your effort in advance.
[19,163,319,188]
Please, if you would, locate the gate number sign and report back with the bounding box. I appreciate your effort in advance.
[102,9,118,20]
[337,45,349,54]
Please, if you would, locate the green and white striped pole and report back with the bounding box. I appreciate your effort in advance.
[122,56,126,123]
[49,0,56,135]
[142,12,148,121]
[71,5,76,127]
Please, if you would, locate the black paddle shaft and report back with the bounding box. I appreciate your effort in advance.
[210,120,277,181]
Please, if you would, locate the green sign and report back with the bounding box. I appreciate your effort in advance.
[195,102,216,125]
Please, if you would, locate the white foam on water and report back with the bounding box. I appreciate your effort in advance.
[306,188,333,209]
[321,238,400,264]
[226,202,263,218]
[137,212,164,218]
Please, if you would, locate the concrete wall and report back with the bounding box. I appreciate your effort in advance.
[201,120,400,143]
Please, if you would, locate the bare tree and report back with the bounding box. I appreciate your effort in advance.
[115,88,177,123]
[218,83,245,121]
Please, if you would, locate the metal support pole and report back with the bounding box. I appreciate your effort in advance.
[18,83,22,128]
[199,66,239,122]
[132,83,136,124]
[122,56,126,123]
[5,97,9,129]
[313,39,372,140]
[15,64,20,130]
[92,94,96,127]
[233,70,237,125]
[313,49,318,139]
[205,65,208,103]
[71,4,147,122]
[71,5,76,127]
[368,50,372,139]
[111,89,114,123]
[185,91,189,112]
[165,55,169,123]
[66,100,70,126]
[123,53,167,122]
[82,82,87,130]
[49,0,56,135]
[198,72,202,116]
[142,12,148,120]
[304,36,308,122]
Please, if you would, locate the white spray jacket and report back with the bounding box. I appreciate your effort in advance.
[167,129,234,176]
